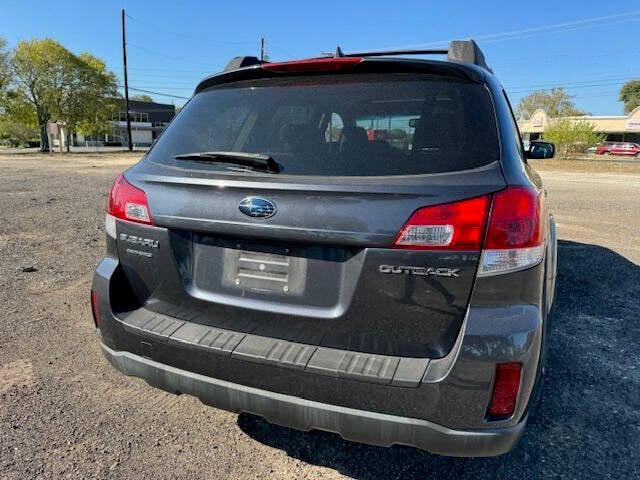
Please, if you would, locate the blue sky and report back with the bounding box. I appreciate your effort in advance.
[2,0,639,114]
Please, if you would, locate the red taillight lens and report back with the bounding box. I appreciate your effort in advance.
[485,186,542,249]
[90,291,100,328]
[487,363,522,419]
[478,186,544,276]
[262,57,363,72]
[107,174,152,224]
[393,195,490,250]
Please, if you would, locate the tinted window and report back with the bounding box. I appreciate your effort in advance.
[148,74,500,176]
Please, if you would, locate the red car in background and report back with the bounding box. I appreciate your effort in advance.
[595,142,616,155]
[610,142,640,157]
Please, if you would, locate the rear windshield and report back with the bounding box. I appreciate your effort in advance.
[147,73,500,176]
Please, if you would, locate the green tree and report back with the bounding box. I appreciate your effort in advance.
[619,80,640,114]
[543,119,604,159]
[56,53,119,151]
[515,88,587,119]
[10,39,74,151]
[0,118,38,147]
[0,88,38,147]
[0,37,11,93]
[9,39,117,152]
[131,94,153,102]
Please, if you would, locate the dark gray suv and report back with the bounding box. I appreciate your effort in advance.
[91,40,557,457]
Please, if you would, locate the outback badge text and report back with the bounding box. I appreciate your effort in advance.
[379,265,461,277]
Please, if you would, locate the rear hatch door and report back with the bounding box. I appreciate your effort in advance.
[120,71,506,358]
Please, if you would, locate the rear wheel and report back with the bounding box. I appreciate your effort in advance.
[604,152,611,156]
[636,152,640,159]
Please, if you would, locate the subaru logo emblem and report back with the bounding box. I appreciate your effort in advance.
[239,197,277,219]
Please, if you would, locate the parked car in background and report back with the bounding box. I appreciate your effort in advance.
[610,142,640,158]
[595,142,616,155]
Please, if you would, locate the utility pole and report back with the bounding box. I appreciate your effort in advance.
[260,36,265,61]
[121,9,133,152]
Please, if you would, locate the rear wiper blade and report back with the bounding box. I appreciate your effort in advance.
[174,151,282,173]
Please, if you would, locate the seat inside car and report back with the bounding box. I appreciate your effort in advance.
[338,126,369,155]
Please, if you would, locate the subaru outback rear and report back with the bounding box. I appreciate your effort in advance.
[92,40,557,457]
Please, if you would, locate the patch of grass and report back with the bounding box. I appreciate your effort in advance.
[530,157,640,174]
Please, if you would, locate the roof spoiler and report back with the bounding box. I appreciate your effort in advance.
[222,39,492,73]
[340,40,492,72]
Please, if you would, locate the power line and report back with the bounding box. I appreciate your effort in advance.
[109,65,211,73]
[129,85,193,90]
[493,47,640,69]
[126,42,222,68]
[129,87,190,100]
[355,9,640,52]
[118,85,190,100]
[572,92,621,100]
[263,40,297,60]
[112,70,207,78]
[508,82,630,96]
[116,77,198,85]
[484,17,640,45]
[125,13,256,46]
[508,78,639,95]
[507,73,640,90]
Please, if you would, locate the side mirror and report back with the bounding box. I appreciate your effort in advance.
[526,141,555,159]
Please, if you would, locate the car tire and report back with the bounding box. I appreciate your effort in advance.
[636,152,640,159]
[604,152,611,156]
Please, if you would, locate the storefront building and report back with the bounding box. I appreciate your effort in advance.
[73,99,176,148]
[518,106,640,145]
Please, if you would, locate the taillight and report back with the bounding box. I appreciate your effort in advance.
[487,363,522,419]
[90,290,100,328]
[478,186,544,276]
[262,57,363,72]
[393,195,490,250]
[107,174,152,225]
[392,186,544,275]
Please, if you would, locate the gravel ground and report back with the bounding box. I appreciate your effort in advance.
[0,153,638,479]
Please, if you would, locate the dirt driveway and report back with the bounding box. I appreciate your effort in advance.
[1,153,638,479]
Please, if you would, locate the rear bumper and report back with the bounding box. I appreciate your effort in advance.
[101,342,526,457]
[94,254,546,456]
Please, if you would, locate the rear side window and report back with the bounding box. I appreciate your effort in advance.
[148,74,500,176]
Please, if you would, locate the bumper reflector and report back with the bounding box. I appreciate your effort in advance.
[90,291,100,328]
[488,363,522,419]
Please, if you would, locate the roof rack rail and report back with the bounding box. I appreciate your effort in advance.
[447,40,492,73]
[337,48,448,57]
[336,40,492,72]
[221,40,491,74]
